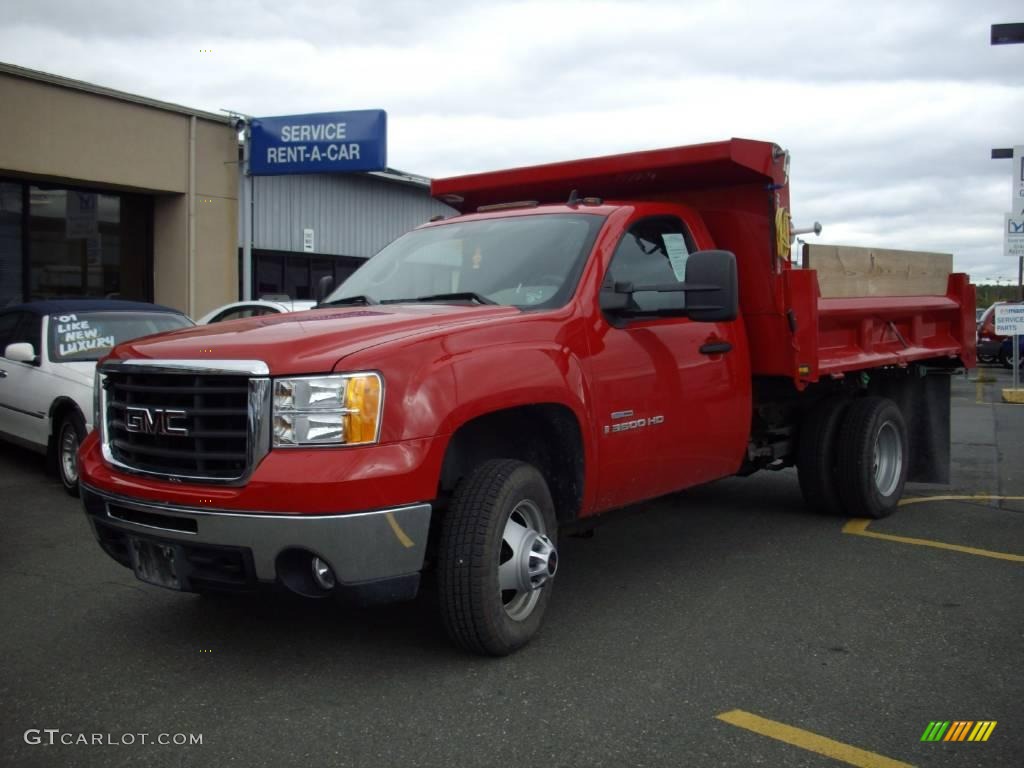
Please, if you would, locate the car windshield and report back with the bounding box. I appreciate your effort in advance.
[323,213,605,309]
[49,311,192,362]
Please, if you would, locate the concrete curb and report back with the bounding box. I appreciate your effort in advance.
[1001,388,1024,404]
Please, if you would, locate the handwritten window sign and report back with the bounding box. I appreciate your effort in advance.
[53,315,115,358]
[48,312,192,362]
[250,110,387,176]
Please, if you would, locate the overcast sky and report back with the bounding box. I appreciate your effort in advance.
[3,0,1022,281]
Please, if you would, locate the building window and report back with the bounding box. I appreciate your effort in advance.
[248,249,365,300]
[0,182,22,308]
[0,181,154,307]
[26,186,150,302]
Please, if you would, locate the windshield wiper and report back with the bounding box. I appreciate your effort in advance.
[320,294,378,306]
[394,292,498,305]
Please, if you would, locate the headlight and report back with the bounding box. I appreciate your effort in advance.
[272,373,382,447]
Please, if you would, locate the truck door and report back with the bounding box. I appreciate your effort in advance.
[587,215,750,511]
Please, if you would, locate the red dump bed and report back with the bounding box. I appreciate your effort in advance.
[432,138,975,384]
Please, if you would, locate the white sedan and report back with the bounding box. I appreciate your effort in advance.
[0,300,193,495]
[196,298,317,324]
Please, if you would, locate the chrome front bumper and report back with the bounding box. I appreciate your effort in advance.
[81,484,431,586]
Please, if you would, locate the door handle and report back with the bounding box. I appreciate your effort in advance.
[699,341,733,356]
[0,369,7,378]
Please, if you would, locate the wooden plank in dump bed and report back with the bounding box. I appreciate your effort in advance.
[802,243,953,298]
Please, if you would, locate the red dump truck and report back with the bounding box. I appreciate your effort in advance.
[79,138,975,655]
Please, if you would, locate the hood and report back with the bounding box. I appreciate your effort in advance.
[105,303,522,374]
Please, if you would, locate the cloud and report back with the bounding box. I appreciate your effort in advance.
[1,0,1021,281]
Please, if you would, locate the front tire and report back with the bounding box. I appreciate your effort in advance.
[437,459,558,656]
[57,412,85,497]
[837,397,908,519]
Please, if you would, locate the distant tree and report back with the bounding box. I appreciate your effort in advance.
[975,284,1020,309]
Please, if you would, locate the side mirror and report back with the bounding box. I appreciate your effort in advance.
[4,342,38,364]
[315,275,335,304]
[599,251,738,322]
[599,281,635,312]
[684,250,738,323]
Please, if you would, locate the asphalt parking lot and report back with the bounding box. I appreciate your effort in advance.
[2,367,1022,767]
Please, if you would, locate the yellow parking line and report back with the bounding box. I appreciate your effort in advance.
[843,518,1024,563]
[716,710,914,768]
[898,494,1024,507]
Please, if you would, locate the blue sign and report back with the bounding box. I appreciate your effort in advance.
[249,110,387,175]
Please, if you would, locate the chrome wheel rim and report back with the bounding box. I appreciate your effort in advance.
[873,421,902,497]
[498,499,557,621]
[60,425,79,484]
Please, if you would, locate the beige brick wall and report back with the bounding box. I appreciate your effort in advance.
[0,71,239,317]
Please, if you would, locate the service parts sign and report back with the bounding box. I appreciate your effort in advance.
[249,110,386,175]
[994,303,1024,337]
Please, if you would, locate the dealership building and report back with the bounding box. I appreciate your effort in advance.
[242,168,452,301]
[0,62,452,317]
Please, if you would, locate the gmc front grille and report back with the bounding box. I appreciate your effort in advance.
[99,360,271,483]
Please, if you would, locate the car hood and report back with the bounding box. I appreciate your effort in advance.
[104,303,522,375]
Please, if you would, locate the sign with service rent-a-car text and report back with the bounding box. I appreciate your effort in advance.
[250,110,387,175]
[994,302,1024,336]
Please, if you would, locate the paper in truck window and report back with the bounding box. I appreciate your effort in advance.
[664,234,690,281]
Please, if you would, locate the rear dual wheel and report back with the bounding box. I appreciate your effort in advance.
[797,396,850,516]
[798,396,908,519]
[837,397,908,518]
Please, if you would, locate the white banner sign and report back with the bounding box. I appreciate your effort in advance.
[303,228,315,253]
[994,303,1024,336]
[1007,214,1024,259]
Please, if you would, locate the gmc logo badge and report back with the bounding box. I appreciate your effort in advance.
[124,406,189,436]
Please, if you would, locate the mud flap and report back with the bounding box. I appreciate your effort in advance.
[872,370,951,484]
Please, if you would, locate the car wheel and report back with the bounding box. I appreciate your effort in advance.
[437,459,558,656]
[57,412,85,497]
[837,397,908,519]
[998,346,1021,369]
[797,396,849,515]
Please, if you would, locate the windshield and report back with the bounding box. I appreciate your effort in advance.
[324,213,605,309]
[49,311,193,362]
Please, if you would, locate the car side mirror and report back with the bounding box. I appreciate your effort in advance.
[4,342,38,364]
[315,275,335,304]
[684,250,738,323]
